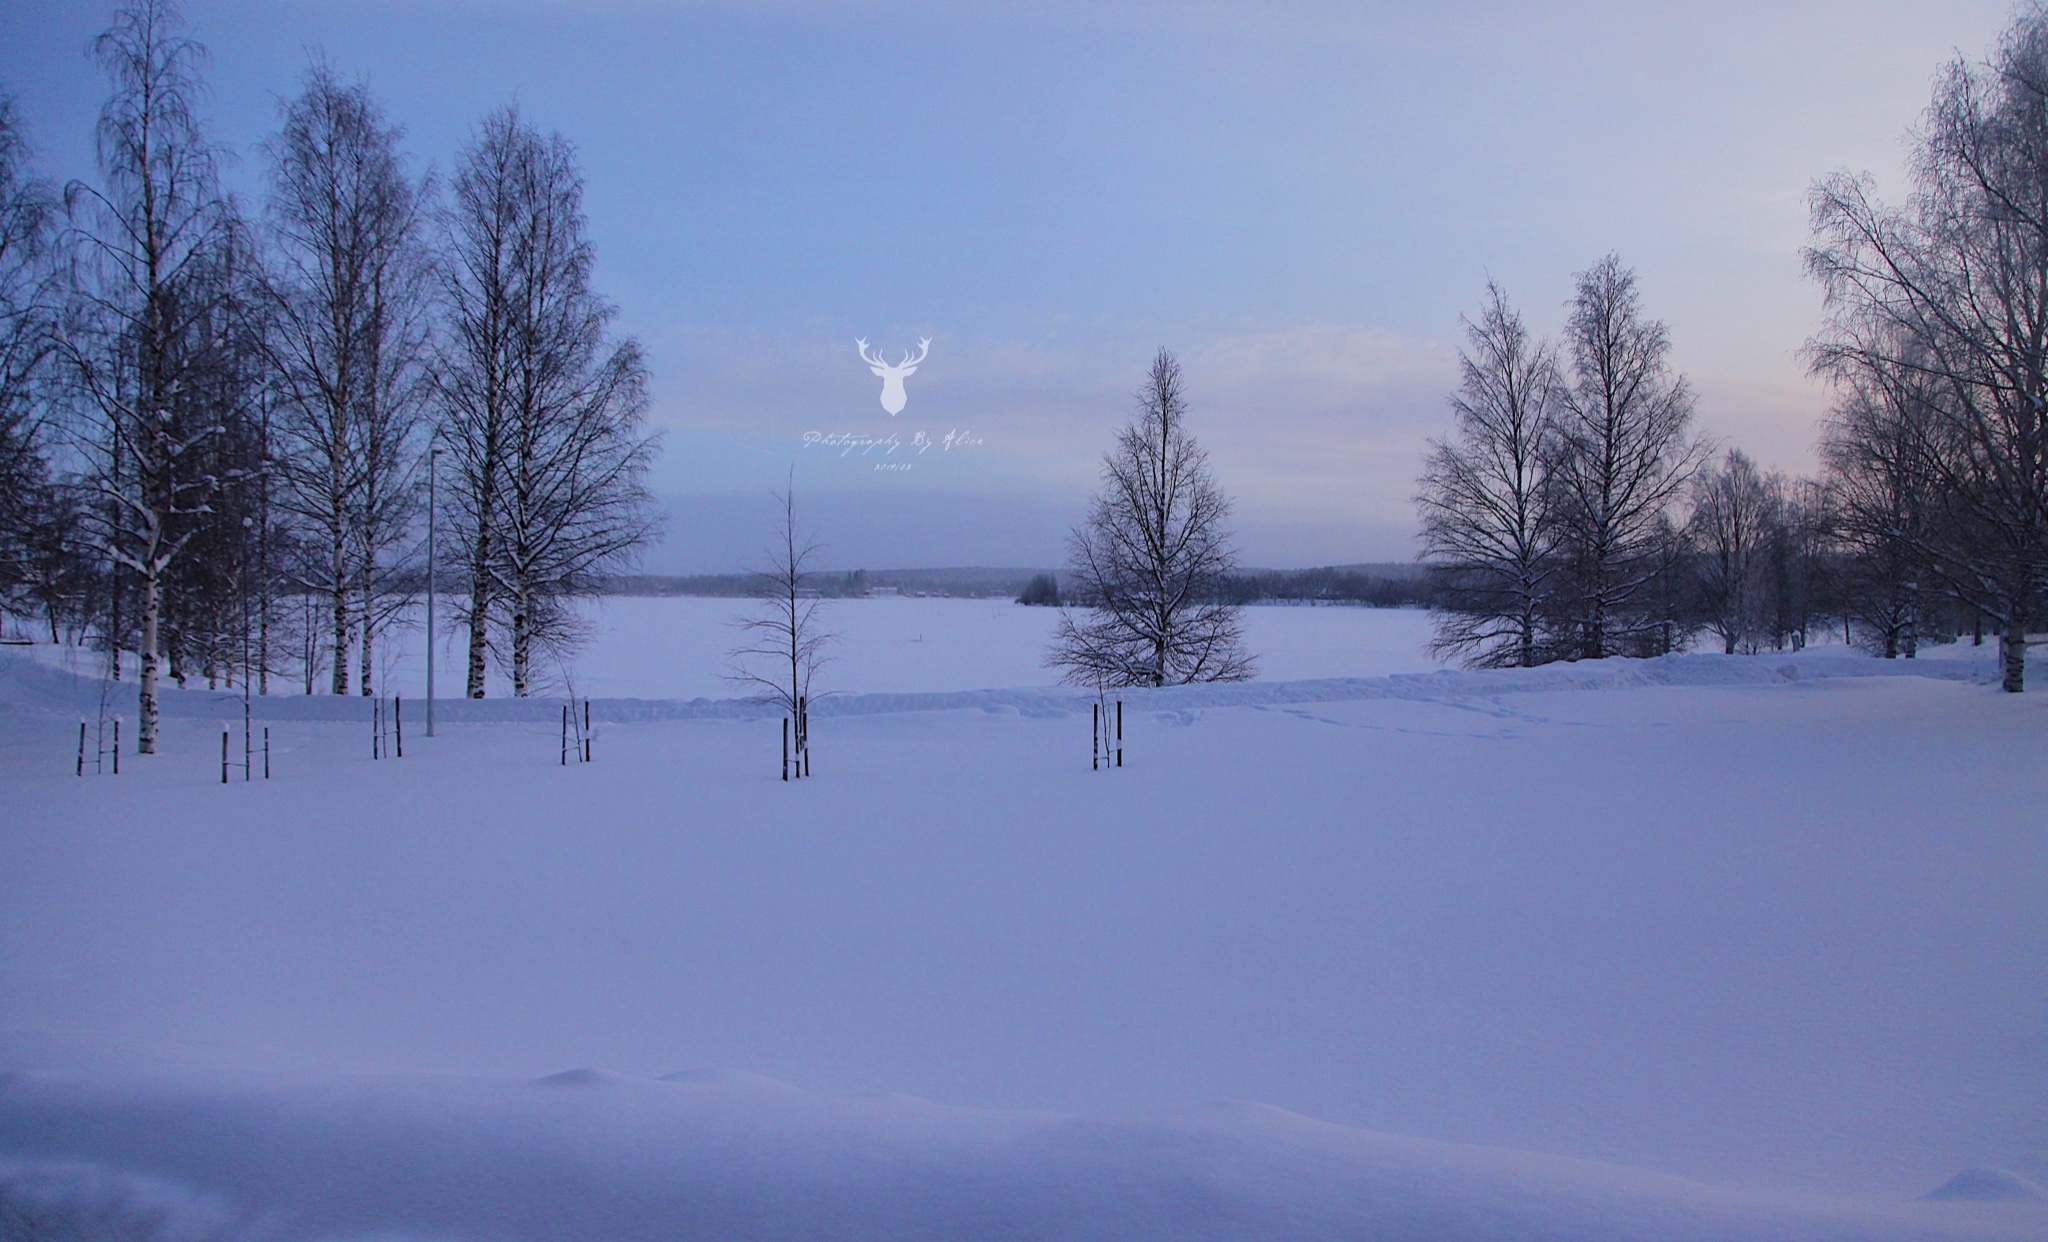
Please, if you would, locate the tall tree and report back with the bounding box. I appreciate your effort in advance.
[1417,284,1560,668]
[0,90,64,639]
[60,0,239,752]
[159,231,268,690]
[263,61,432,696]
[1808,7,2048,691]
[439,109,519,698]
[1049,348,1253,687]
[491,117,656,696]
[1820,365,1942,658]
[438,106,656,697]
[1545,255,1709,660]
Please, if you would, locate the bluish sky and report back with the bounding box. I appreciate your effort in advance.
[0,1,2013,569]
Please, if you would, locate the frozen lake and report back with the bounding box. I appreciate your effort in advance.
[262,596,1444,700]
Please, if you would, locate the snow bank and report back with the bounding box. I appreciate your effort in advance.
[1,1068,2040,1242]
[0,645,2002,724]
[1924,1168,2048,1203]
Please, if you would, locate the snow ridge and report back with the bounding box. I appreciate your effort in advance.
[0,647,2001,725]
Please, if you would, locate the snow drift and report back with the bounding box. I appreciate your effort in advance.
[1,1067,2041,1242]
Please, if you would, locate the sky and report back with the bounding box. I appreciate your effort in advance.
[0,0,2017,570]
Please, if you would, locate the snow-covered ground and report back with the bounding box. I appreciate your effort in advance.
[1,606,2043,1240]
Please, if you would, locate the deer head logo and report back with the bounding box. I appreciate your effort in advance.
[857,337,930,415]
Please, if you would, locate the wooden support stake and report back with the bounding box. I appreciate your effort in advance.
[561,704,568,766]
[395,695,402,758]
[77,721,86,776]
[583,698,591,763]
[112,718,118,775]
[1116,699,1122,768]
[221,729,230,784]
[782,716,790,781]
[263,727,270,779]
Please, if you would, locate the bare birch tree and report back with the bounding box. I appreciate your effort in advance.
[438,106,655,696]
[1417,284,1561,668]
[727,484,831,721]
[1050,348,1253,687]
[492,117,657,696]
[59,0,239,752]
[1807,7,2048,691]
[1545,255,1709,660]
[439,108,523,698]
[262,60,433,696]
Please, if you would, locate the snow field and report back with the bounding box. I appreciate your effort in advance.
[0,608,2043,1240]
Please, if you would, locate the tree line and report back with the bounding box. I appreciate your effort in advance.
[1420,6,2048,690]
[1021,566,1431,608]
[1418,258,1991,677]
[0,0,658,753]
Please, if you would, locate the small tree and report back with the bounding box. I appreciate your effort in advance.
[1689,449,1784,655]
[727,485,832,764]
[1765,476,1832,651]
[1049,348,1253,687]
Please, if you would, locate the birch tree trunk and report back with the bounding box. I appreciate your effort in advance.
[510,582,530,698]
[2003,621,2027,693]
[465,534,492,698]
[137,553,161,752]
[330,534,350,694]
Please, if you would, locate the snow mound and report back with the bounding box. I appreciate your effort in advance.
[0,653,131,717]
[0,1069,2040,1242]
[657,1067,801,1091]
[531,1067,623,1088]
[1923,1167,2048,1202]
[0,1156,244,1241]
